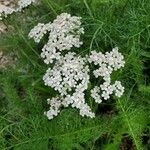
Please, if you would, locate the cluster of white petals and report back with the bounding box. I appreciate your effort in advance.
[17,0,36,11]
[28,23,51,43]
[113,81,125,97]
[105,47,125,70]
[43,52,89,96]
[44,97,62,120]
[43,52,95,118]
[89,48,125,102]
[91,86,102,103]
[29,13,125,120]
[100,81,114,100]
[0,4,14,20]
[29,13,84,64]
[91,80,124,102]
[45,92,95,119]
[0,0,36,20]
[88,47,125,81]
[91,81,124,103]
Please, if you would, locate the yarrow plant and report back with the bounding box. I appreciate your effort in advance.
[29,13,84,64]
[29,13,125,120]
[88,48,125,101]
[0,0,36,20]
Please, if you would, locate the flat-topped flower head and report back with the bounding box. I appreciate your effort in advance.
[0,0,37,20]
[44,97,63,120]
[29,13,84,64]
[88,47,125,81]
[89,47,125,103]
[28,13,125,120]
[91,86,102,103]
[105,47,125,70]
[43,52,89,96]
[17,0,36,11]
[0,4,15,20]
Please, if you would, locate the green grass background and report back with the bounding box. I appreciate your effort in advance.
[0,0,150,149]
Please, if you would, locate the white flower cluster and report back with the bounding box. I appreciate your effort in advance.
[28,23,51,43]
[44,97,62,120]
[88,47,125,81]
[29,13,84,64]
[29,13,125,120]
[0,4,14,20]
[91,86,102,103]
[43,52,89,96]
[17,0,36,11]
[113,81,125,97]
[91,80,124,103]
[43,52,95,118]
[89,48,125,101]
[0,0,36,20]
